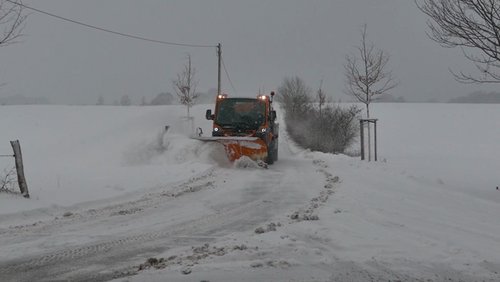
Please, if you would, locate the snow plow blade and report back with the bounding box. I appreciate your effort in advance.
[191,136,268,162]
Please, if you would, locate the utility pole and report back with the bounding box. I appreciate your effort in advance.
[217,43,222,96]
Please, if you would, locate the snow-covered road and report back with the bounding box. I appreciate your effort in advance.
[0,140,333,281]
[1,104,499,281]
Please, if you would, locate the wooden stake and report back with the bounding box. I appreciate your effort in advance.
[10,140,29,198]
[360,120,365,160]
[374,119,378,162]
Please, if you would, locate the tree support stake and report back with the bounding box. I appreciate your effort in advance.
[359,119,378,161]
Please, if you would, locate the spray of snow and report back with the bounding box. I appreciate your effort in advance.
[233,156,264,169]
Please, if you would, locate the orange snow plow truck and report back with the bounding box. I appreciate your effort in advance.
[197,92,279,164]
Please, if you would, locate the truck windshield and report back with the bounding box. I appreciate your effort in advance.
[216,99,266,129]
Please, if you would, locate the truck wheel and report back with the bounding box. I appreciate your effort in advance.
[266,141,275,165]
[273,143,278,162]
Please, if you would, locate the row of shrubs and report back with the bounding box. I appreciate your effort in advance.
[276,76,360,154]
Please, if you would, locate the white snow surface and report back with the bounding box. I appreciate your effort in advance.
[0,103,499,281]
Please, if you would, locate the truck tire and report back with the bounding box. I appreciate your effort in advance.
[273,142,278,162]
[266,141,275,165]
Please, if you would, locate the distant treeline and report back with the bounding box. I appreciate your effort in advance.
[372,91,500,104]
[4,90,500,106]
[0,95,50,105]
[0,90,219,106]
[448,91,500,104]
[135,89,216,106]
[372,93,406,103]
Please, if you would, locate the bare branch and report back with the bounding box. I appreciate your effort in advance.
[276,76,312,116]
[317,79,326,115]
[0,0,27,46]
[172,54,199,117]
[416,0,500,83]
[343,24,398,118]
[0,166,17,193]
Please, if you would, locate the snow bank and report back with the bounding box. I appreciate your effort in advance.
[0,104,216,215]
[1,102,500,281]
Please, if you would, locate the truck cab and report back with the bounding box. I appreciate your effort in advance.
[205,92,279,164]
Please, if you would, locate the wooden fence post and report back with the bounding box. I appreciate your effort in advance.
[10,140,29,198]
[374,119,378,162]
[360,120,365,160]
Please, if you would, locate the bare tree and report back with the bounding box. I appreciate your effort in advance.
[150,92,174,105]
[0,166,16,193]
[276,76,312,117]
[120,94,131,106]
[96,95,104,105]
[344,24,397,161]
[344,24,398,119]
[0,0,27,47]
[317,79,326,117]
[416,0,500,83]
[0,1,28,190]
[173,54,198,118]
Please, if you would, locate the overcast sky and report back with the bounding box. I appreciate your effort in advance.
[0,0,496,105]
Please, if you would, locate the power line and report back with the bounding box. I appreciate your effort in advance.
[221,56,238,95]
[7,1,240,95]
[6,0,216,48]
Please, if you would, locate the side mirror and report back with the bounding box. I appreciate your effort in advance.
[270,110,276,121]
[206,109,214,120]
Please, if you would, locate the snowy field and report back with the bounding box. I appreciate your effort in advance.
[0,103,499,281]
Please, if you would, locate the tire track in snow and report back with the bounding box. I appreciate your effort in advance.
[289,158,340,222]
[0,167,288,282]
[0,167,220,281]
[0,166,217,237]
